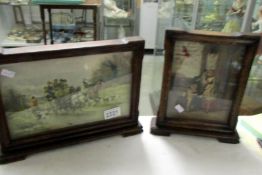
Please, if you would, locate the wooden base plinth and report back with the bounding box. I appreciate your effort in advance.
[150,117,239,144]
[258,139,262,148]
[0,123,143,165]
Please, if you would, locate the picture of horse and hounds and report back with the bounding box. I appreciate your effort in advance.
[0,51,132,139]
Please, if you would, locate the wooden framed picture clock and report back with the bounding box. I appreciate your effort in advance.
[0,37,144,164]
[151,29,261,144]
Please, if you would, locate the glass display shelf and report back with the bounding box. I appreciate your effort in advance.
[0,24,44,47]
[251,0,262,33]
[155,0,259,37]
[195,0,246,32]
[155,0,195,53]
[101,0,139,40]
[40,4,99,44]
[152,0,262,116]
[0,0,100,47]
[0,1,44,48]
[0,0,31,6]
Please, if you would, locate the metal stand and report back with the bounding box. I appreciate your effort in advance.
[40,4,99,45]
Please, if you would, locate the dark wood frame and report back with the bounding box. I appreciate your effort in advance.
[151,29,261,144]
[258,139,262,148]
[0,37,145,164]
[40,4,100,45]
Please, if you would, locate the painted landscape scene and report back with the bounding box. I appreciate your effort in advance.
[0,52,132,139]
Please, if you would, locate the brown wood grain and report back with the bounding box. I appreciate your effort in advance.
[153,29,261,144]
[0,37,145,164]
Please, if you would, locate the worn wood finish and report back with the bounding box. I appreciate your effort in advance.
[151,29,261,144]
[240,96,262,115]
[258,139,262,148]
[40,4,100,44]
[0,37,145,164]
[151,117,239,144]
[0,123,143,164]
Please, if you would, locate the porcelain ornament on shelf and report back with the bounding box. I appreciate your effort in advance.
[252,6,262,33]
[103,0,130,18]
[158,0,175,19]
[222,0,245,33]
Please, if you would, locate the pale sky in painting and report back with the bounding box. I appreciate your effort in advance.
[0,51,132,96]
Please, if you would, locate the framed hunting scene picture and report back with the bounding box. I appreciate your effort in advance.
[0,37,144,164]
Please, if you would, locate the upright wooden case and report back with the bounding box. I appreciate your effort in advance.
[151,30,260,144]
[0,37,144,164]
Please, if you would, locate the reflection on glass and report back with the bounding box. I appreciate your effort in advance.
[158,0,194,27]
[174,0,194,29]
[167,41,246,123]
[103,0,135,39]
[156,0,194,52]
[196,0,246,32]
[222,0,246,32]
[245,55,262,102]
[252,1,262,33]
[104,0,131,18]
[0,52,132,139]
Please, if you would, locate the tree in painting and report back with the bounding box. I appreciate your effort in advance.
[3,89,28,112]
[0,52,132,139]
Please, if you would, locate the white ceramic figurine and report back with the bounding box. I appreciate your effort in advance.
[252,6,262,33]
[103,0,130,18]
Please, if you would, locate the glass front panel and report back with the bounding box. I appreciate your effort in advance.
[245,54,262,103]
[174,0,194,29]
[196,0,246,32]
[242,1,262,114]
[51,9,96,44]
[156,0,194,51]
[252,0,262,33]
[0,52,132,139]
[154,0,195,113]
[102,0,136,39]
[166,40,246,123]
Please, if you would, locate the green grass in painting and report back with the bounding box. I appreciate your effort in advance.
[7,83,131,139]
